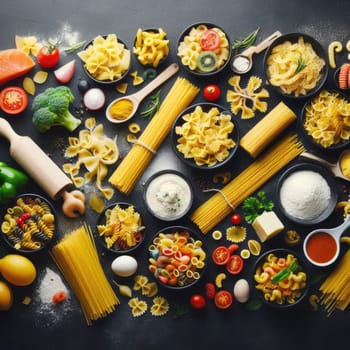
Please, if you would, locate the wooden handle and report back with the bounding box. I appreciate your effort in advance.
[0,117,73,200]
[241,31,282,56]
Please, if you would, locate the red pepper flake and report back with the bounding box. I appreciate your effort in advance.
[52,290,67,304]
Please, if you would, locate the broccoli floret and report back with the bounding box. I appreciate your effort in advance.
[31,86,81,133]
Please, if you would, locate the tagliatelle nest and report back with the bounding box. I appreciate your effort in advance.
[226,225,247,243]
[150,296,169,316]
[226,75,269,119]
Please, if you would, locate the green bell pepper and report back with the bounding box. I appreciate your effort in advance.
[0,161,29,204]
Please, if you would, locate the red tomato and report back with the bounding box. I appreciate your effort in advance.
[230,213,242,225]
[212,246,230,265]
[0,86,28,115]
[203,84,221,101]
[204,282,216,299]
[37,45,60,68]
[226,255,244,275]
[200,29,221,51]
[189,294,206,309]
[214,290,233,309]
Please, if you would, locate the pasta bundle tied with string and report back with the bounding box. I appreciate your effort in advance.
[191,134,304,234]
[109,77,199,195]
[51,225,119,325]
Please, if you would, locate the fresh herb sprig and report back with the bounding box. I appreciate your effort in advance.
[63,40,87,54]
[271,259,298,283]
[295,55,307,73]
[140,90,161,118]
[232,27,260,52]
[242,191,274,224]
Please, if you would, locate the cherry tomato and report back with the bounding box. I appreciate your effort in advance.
[230,213,242,225]
[214,290,233,309]
[212,246,230,265]
[204,282,216,299]
[37,45,60,68]
[200,29,221,51]
[0,86,28,115]
[189,294,206,309]
[203,84,221,101]
[226,254,244,275]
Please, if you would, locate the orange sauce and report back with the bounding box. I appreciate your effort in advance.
[306,232,337,264]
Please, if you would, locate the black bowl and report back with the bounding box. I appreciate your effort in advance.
[79,34,131,85]
[96,202,145,254]
[264,33,328,99]
[299,89,350,150]
[177,22,232,76]
[0,193,56,254]
[133,28,169,67]
[147,225,207,290]
[171,103,240,170]
[252,248,309,309]
[143,169,194,221]
[276,162,338,225]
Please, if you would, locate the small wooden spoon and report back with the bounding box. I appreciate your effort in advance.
[106,63,179,123]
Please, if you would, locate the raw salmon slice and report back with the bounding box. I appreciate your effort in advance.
[0,49,35,86]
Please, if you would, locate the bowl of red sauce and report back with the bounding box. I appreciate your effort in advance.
[303,215,350,267]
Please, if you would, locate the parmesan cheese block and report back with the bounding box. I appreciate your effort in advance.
[252,211,284,242]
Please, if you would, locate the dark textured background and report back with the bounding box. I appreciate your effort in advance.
[1,0,350,349]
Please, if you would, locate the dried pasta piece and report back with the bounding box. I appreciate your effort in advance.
[212,230,223,240]
[150,296,169,316]
[226,75,269,119]
[226,226,247,243]
[128,297,148,317]
[133,275,149,291]
[128,122,141,134]
[23,77,35,96]
[215,272,227,288]
[116,82,128,94]
[130,71,144,86]
[142,282,158,297]
[33,71,48,84]
[15,35,42,56]
[328,41,343,69]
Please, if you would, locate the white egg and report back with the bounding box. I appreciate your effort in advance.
[233,278,250,303]
[111,255,138,277]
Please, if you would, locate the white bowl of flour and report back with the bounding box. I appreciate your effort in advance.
[276,163,338,225]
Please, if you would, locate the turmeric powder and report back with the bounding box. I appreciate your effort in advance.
[109,99,134,121]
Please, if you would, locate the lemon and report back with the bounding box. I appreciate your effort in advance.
[0,281,13,311]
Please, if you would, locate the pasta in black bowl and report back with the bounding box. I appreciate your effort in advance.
[0,194,56,253]
[171,103,240,170]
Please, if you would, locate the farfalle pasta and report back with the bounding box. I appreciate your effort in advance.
[175,105,235,167]
[78,34,130,81]
[303,90,350,148]
[128,297,148,317]
[150,296,169,316]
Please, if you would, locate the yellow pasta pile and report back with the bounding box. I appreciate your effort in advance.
[175,105,235,166]
[78,34,130,81]
[51,225,119,325]
[319,249,350,315]
[177,24,229,72]
[240,102,297,158]
[266,36,325,96]
[133,28,169,67]
[303,90,350,148]
[190,134,304,234]
[109,77,199,195]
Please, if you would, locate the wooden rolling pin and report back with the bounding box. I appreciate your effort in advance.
[0,117,85,218]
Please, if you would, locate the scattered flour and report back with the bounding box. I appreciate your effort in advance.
[280,170,331,220]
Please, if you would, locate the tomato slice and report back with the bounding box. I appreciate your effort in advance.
[212,246,230,265]
[200,29,221,51]
[214,290,233,309]
[0,86,28,115]
[226,254,244,275]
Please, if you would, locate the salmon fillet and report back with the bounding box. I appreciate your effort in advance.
[0,49,35,86]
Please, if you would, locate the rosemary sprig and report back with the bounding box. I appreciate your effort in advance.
[63,40,87,53]
[140,90,161,118]
[232,27,260,52]
[295,55,307,73]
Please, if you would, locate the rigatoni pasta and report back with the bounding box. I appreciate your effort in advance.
[51,225,119,325]
[109,77,199,195]
[191,134,304,234]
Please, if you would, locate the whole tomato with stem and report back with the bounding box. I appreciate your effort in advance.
[203,84,221,101]
[37,41,60,69]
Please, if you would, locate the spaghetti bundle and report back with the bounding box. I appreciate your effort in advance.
[51,225,119,325]
[190,134,304,234]
[319,248,350,315]
[109,77,199,195]
[240,102,297,158]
